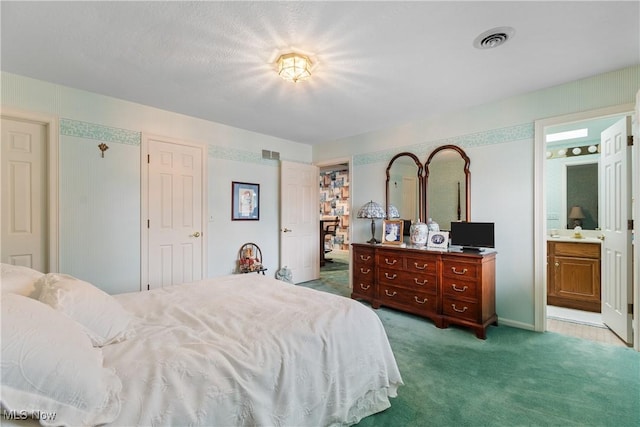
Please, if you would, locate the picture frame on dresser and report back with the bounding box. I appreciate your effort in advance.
[427,231,449,250]
[381,220,403,244]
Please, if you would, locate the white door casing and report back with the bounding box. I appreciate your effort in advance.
[142,134,206,290]
[280,160,319,284]
[1,118,47,270]
[533,103,634,334]
[600,117,633,344]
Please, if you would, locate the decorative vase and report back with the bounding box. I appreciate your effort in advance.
[410,219,429,247]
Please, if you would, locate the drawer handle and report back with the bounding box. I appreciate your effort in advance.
[384,258,398,265]
[414,262,428,270]
[452,304,468,313]
[414,296,428,304]
[359,283,370,290]
[385,273,398,280]
[451,284,468,292]
[385,290,397,297]
[414,278,428,286]
[360,268,371,274]
[360,255,371,261]
[451,267,468,275]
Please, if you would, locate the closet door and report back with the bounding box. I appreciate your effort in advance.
[1,118,47,270]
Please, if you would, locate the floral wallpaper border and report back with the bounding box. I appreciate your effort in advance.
[354,122,534,166]
[61,118,141,145]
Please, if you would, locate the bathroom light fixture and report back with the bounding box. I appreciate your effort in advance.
[276,53,312,83]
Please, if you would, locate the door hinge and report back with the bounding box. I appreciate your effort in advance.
[629,303,634,314]
[147,284,150,291]
[147,219,150,228]
[147,154,150,163]
[628,135,634,146]
[629,219,634,230]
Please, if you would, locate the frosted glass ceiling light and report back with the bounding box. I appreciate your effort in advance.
[276,53,312,83]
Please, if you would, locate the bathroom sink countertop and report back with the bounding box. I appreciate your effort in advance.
[547,235,602,244]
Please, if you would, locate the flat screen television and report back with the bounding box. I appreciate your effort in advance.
[450,222,495,251]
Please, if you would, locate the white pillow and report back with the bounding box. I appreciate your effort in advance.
[35,273,135,347]
[1,293,122,426]
[0,263,44,297]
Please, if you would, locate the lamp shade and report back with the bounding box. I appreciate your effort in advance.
[386,204,400,219]
[357,201,385,219]
[568,206,585,219]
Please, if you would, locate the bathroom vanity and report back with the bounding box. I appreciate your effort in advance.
[547,237,601,312]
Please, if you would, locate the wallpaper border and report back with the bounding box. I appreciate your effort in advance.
[354,122,534,166]
[61,118,141,145]
[60,118,279,165]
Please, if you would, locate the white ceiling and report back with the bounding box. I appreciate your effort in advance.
[1,1,638,145]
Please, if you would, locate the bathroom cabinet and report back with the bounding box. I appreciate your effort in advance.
[547,240,601,312]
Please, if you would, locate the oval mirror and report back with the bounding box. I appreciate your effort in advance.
[385,152,424,222]
[424,145,470,229]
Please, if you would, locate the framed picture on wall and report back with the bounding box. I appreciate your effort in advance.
[232,181,259,220]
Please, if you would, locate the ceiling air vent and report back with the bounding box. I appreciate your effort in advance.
[473,27,515,49]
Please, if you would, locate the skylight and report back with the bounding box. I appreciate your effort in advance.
[545,128,588,143]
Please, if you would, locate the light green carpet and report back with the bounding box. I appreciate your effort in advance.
[300,269,640,427]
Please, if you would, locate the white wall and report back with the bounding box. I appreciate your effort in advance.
[314,64,640,329]
[1,72,312,294]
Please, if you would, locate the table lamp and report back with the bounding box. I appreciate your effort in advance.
[357,200,385,244]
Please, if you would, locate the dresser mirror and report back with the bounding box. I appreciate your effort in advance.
[385,152,424,221]
[424,145,470,229]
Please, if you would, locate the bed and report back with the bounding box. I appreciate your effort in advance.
[0,264,403,426]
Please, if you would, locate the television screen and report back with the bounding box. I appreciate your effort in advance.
[450,222,495,250]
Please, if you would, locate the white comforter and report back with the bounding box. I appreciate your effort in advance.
[104,274,403,426]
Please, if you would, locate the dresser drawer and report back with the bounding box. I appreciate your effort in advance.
[354,264,374,277]
[353,248,375,265]
[442,260,479,280]
[405,255,438,275]
[442,297,479,322]
[442,276,478,301]
[378,267,438,294]
[378,284,437,313]
[352,279,375,298]
[377,251,404,270]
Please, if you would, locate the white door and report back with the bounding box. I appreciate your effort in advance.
[401,176,417,219]
[280,160,319,283]
[600,116,633,343]
[1,118,47,270]
[146,137,205,289]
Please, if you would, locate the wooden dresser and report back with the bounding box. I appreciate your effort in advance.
[352,243,497,339]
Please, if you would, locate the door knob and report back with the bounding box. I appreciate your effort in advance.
[282,228,292,233]
[190,231,201,238]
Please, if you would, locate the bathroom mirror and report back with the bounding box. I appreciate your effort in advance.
[424,145,470,229]
[385,152,424,222]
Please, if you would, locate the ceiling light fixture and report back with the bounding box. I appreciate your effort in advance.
[473,26,515,49]
[276,53,312,83]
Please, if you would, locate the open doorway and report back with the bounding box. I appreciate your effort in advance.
[319,163,350,272]
[535,106,635,348]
